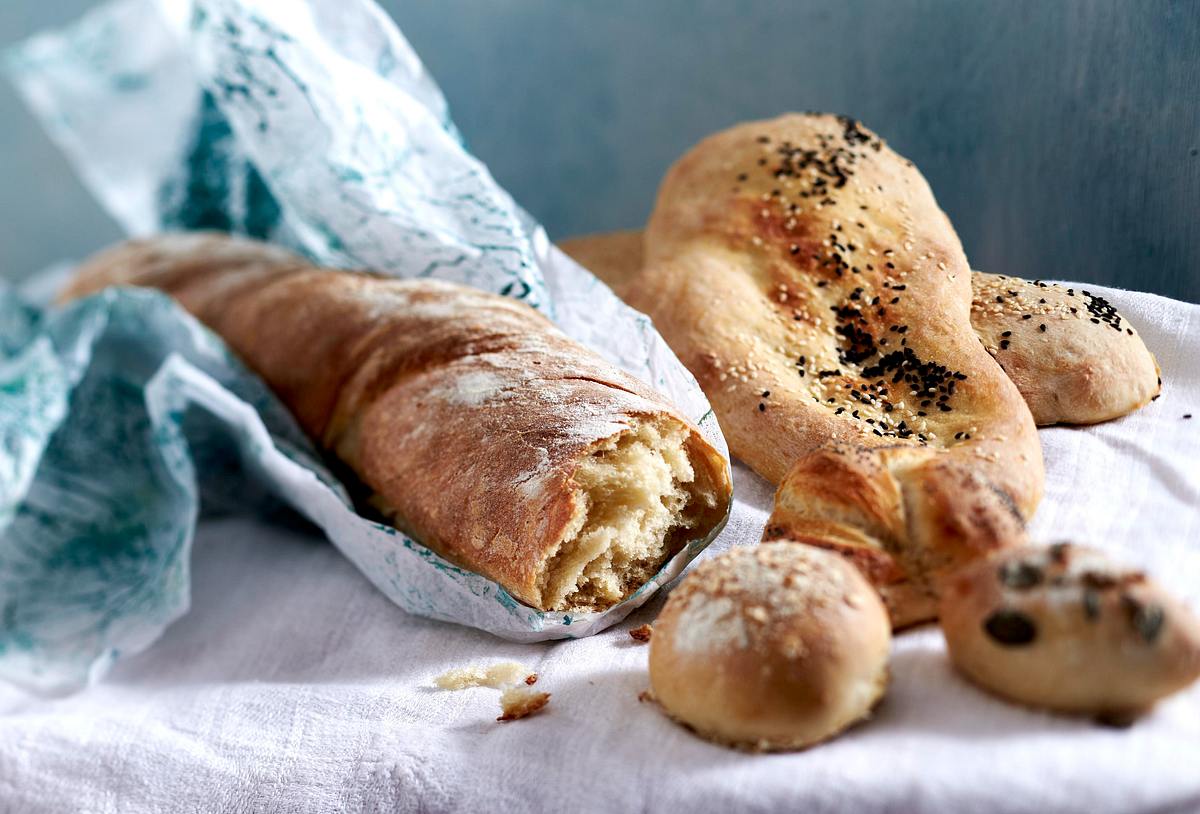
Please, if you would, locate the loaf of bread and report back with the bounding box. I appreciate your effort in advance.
[939,544,1200,722]
[587,114,1042,625]
[647,542,891,751]
[60,233,733,613]
[561,233,1160,427]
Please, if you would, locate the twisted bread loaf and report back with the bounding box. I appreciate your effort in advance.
[61,233,732,613]
[601,114,1043,626]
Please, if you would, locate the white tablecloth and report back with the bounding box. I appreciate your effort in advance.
[2,283,1199,813]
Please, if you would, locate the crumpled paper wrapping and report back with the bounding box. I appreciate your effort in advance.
[1,0,728,693]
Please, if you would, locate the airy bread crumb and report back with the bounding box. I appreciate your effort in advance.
[498,686,551,721]
[542,419,716,611]
[433,662,529,690]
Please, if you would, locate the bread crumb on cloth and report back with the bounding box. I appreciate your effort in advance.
[433,662,529,690]
[433,662,549,722]
[498,686,551,722]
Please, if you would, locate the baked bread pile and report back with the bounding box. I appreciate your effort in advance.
[559,113,1195,747]
[58,113,1195,751]
[62,233,733,613]
[647,534,1199,749]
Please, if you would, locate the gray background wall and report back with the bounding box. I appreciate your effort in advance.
[2,1,1198,301]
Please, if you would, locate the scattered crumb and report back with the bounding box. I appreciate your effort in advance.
[638,690,654,703]
[433,662,529,690]
[524,674,538,685]
[498,686,551,721]
[629,624,653,643]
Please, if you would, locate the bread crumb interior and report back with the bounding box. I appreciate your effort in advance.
[540,418,720,612]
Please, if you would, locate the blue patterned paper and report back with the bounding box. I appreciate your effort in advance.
[2,0,729,691]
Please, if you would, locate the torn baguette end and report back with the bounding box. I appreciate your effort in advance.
[537,416,730,613]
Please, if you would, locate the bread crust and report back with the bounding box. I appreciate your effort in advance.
[61,233,732,612]
[970,273,1160,425]
[560,236,1161,427]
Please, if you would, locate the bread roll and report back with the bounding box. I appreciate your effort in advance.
[560,231,1161,426]
[61,233,732,613]
[939,544,1200,721]
[647,542,891,751]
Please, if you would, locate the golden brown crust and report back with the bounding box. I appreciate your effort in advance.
[586,115,1042,624]
[60,233,732,613]
[647,543,891,751]
[939,544,1200,718]
[970,273,1161,425]
[561,234,1161,428]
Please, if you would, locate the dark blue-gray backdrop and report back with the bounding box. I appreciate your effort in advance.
[2,1,1197,301]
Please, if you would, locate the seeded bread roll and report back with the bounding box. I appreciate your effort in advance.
[939,544,1200,721]
[561,232,1161,427]
[970,274,1161,425]
[60,233,733,613]
[647,542,891,751]
[611,113,1043,626]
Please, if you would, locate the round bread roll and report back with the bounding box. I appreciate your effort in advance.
[940,544,1200,721]
[647,542,891,750]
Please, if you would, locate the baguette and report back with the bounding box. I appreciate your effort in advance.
[61,233,732,613]
[602,113,1044,626]
[560,233,1160,426]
